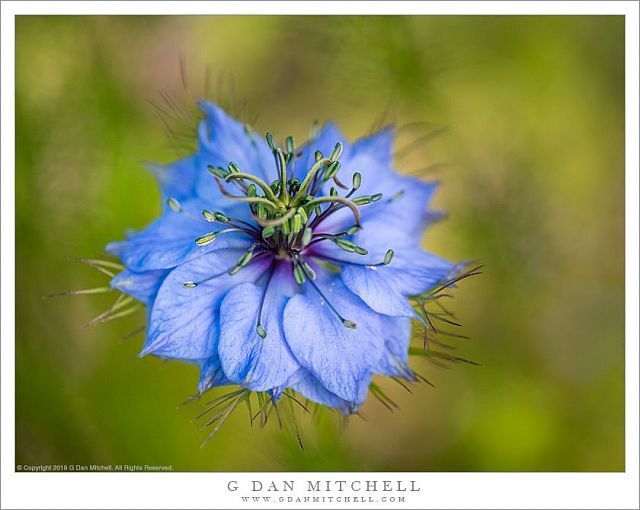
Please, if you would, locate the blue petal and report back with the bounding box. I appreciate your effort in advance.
[340,245,454,317]
[105,198,253,272]
[315,125,441,239]
[198,357,232,394]
[289,369,357,414]
[359,178,442,239]
[140,249,270,361]
[217,263,301,391]
[375,316,414,378]
[350,126,394,166]
[147,155,199,203]
[196,101,276,183]
[282,276,383,404]
[110,269,169,307]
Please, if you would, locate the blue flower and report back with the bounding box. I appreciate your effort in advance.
[107,101,456,414]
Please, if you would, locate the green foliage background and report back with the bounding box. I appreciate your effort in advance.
[15,16,624,471]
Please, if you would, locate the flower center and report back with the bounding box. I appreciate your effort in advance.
[199,133,386,274]
[174,131,395,337]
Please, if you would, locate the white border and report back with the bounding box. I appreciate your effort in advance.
[1,2,638,509]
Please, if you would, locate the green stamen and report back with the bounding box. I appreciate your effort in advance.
[293,157,332,203]
[194,227,238,246]
[265,132,276,151]
[224,172,282,205]
[256,207,297,228]
[330,142,343,162]
[202,209,216,222]
[215,178,283,212]
[207,165,228,179]
[301,226,313,247]
[262,225,276,239]
[384,249,394,265]
[324,161,341,182]
[195,232,218,246]
[304,196,361,226]
[352,172,362,190]
[167,197,181,212]
[293,261,306,285]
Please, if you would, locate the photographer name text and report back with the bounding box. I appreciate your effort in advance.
[227,479,420,493]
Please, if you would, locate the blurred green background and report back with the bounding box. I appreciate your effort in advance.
[15,16,624,471]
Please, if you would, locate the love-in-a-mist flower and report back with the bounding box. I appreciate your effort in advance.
[107,102,458,414]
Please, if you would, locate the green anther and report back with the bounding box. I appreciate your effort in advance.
[352,195,373,206]
[330,187,338,197]
[270,180,281,194]
[372,193,383,202]
[285,136,295,154]
[256,324,267,339]
[265,132,276,151]
[183,281,197,288]
[208,165,227,178]
[347,225,360,236]
[330,142,343,162]
[300,259,316,280]
[314,205,321,216]
[301,226,313,247]
[277,148,289,205]
[342,320,358,329]
[214,212,229,223]
[262,226,276,239]
[195,232,217,246]
[333,238,357,252]
[237,249,254,267]
[202,210,216,222]
[202,209,217,223]
[296,206,308,224]
[281,217,291,235]
[352,172,362,190]
[354,246,368,255]
[228,162,240,174]
[247,184,257,197]
[291,213,303,234]
[256,204,267,220]
[293,262,306,285]
[324,161,341,181]
[167,197,181,212]
[384,249,394,265]
[314,150,323,162]
[228,265,242,276]
[288,177,300,194]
